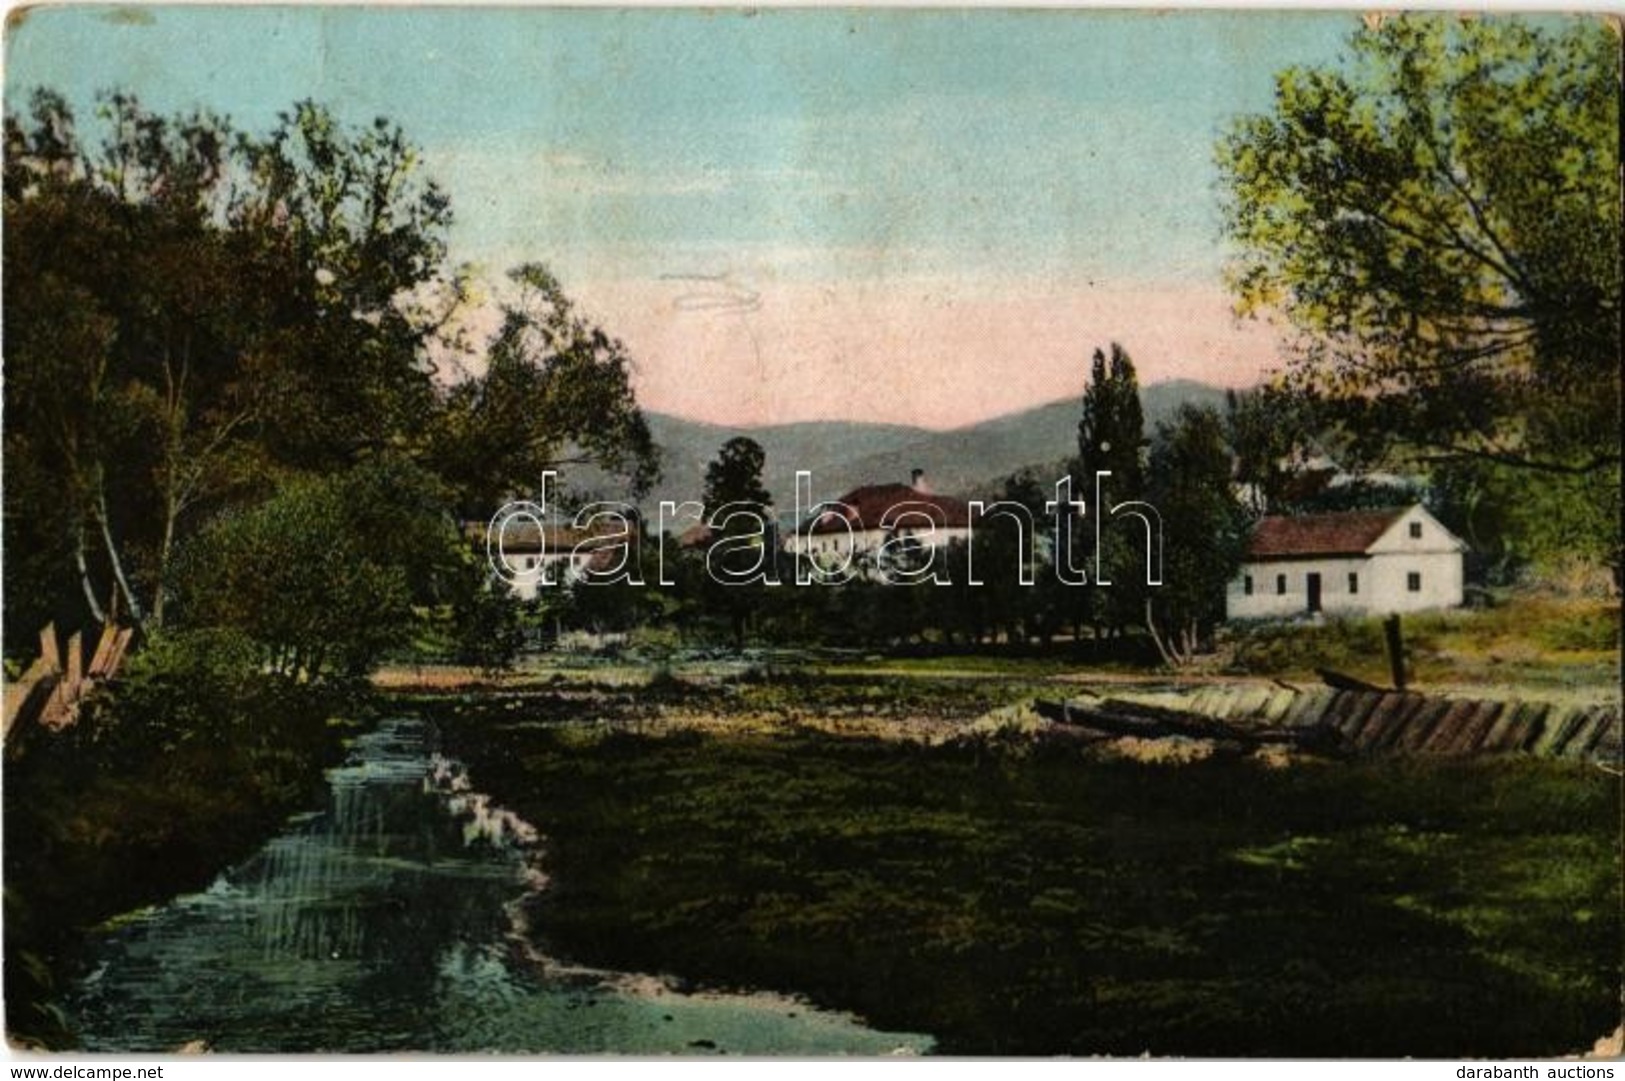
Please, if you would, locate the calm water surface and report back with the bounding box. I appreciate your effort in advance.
[68,718,930,1054]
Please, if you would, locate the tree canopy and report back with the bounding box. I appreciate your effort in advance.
[1222,12,1618,581]
[1145,406,1249,666]
[3,89,660,657]
[702,436,772,515]
[1218,15,1620,483]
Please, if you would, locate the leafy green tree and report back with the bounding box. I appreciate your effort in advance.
[3,90,662,663]
[232,101,458,471]
[453,586,527,673]
[177,459,465,682]
[1144,406,1249,666]
[703,436,772,513]
[697,436,774,646]
[431,263,658,516]
[1218,14,1620,577]
[1224,385,1316,517]
[1076,343,1146,494]
[1073,343,1149,634]
[4,91,259,633]
[2,92,459,641]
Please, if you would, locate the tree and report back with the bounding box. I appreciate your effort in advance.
[430,263,658,516]
[1224,385,1315,517]
[2,92,460,641]
[3,90,663,664]
[177,459,466,682]
[1218,14,1620,577]
[1076,343,1146,495]
[703,436,772,512]
[1144,406,1249,666]
[4,91,259,634]
[698,436,773,646]
[1073,343,1149,633]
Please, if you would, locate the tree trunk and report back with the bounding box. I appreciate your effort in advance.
[1143,599,1177,668]
[151,494,178,628]
[73,524,107,625]
[95,486,145,627]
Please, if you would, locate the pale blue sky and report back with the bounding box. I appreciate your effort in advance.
[5,7,1358,284]
[6,7,1365,424]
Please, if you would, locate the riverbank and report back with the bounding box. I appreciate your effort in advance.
[3,678,358,1048]
[421,673,1622,1057]
[60,716,932,1054]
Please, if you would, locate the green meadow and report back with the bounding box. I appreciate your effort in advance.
[425,675,1621,1057]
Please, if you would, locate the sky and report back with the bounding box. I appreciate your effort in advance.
[4,6,1361,428]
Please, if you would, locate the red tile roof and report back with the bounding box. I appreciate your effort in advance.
[1246,508,1408,559]
[801,483,973,535]
[677,523,714,549]
[476,520,629,554]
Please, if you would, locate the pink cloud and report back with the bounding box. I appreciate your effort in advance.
[572,277,1287,429]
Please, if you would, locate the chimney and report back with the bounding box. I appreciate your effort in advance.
[910,468,931,493]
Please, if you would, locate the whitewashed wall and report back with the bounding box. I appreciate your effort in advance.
[1225,506,1465,621]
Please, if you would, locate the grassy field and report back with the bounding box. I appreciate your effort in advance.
[1221,595,1620,694]
[376,592,1621,704]
[425,677,1622,1057]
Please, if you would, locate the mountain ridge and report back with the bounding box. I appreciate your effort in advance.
[568,379,1232,526]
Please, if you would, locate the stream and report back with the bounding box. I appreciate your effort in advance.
[66,717,931,1054]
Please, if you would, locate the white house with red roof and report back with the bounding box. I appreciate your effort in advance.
[784,470,974,565]
[473,519,630,601]
[1226,505,1466,621]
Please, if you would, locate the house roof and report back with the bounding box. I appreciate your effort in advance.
[799,483,973,536]
[476,520,629,555]
[1246,507,1410,559]
[677,523,714,549]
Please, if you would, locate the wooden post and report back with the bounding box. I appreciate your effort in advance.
[39,623,61,674]
[64,629,83,687]
[1384,614,1407,692]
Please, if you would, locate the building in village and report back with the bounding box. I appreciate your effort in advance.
[783,470,974,569]
[1226,504,1466,621]
[472,519,627,601]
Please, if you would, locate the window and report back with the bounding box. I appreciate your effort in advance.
[1243,575,1254,596]
[1407,571,1422,592]
[1276,573,1287,595]
[1409,522,1423,539]
[1348,572,1359,594]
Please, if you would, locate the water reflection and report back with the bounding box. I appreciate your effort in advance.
[69,719,929,1055]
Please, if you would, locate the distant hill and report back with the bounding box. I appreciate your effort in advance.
[635,414,927,527]
[834,379,1229,503]
[570,379,1230,528]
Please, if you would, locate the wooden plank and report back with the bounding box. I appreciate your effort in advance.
[1577,710,1621,759]
[64,630,83,687]
[1356,693,1414,752]
[88,625,118,676]
[1318,668,1386,693]
[1395,698,1452,753]
[1260,688,1298,724]
[1451,700,1504,755]
[100,627,134,677]
[1513,702,1552,753]
[1282,690,1333,729]
[1481,700,1532,753]
[1422,699,1479,754]
[1533,706,1587,757]
[1552,706,1607,759]
[1341,692,1390,745]
[3,658,54,742]
[1319,691,1356,734]
[39,623,61,673]
[1032,698,1336,751]
[1374,694,1432,753]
